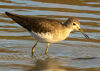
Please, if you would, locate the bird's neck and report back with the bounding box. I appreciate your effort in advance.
[65,26,73,33]
[62,27,73,38]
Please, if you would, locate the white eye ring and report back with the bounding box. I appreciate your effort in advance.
[73,23,76,25]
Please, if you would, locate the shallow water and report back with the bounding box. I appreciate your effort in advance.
[0,0,100,71]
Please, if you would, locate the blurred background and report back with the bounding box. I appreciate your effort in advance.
[0,0,100,71]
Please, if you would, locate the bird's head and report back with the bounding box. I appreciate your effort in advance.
[64,17,89,39]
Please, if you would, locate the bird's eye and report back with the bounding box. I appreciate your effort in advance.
[73,23,76,25]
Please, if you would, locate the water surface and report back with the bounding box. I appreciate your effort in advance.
[0,0,100,71]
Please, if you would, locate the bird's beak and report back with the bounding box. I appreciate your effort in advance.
[79,28,89,39]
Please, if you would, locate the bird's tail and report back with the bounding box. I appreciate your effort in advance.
[5,12,30,29]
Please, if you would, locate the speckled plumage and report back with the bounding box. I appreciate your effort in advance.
[5,12,64,33]
[5,12,89,56]
[5,12,74,43]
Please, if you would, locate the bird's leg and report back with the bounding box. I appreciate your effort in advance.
[32,40,38,56]
[45,43,50,55]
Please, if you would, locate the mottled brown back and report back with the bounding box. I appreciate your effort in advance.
[5,12,63,33]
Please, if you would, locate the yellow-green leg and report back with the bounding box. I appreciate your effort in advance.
[45,43,50,55]
[32,41,38,56]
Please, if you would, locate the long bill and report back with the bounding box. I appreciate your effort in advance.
[79,29,89,39]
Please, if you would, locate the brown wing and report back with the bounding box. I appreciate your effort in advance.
[5,12,63,33]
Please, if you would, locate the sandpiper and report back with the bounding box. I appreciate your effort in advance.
[5,12,89,56]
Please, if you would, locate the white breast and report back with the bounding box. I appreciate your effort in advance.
[30,30,71,43]
[30,31,56,43]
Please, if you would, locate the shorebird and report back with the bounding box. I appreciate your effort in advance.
[5,12,89,56]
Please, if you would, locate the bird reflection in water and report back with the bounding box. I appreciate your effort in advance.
[28,57,66,71]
